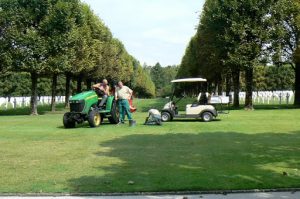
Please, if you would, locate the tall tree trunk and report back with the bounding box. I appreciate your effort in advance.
[51,74,58,112]
[225,73,231,96]
[77,74,82,93]
[294,62,300,106]
[30,72,38,115]
[65,73,71,108]
[245,67,254,110]
[218,74,223,96]
[232,69,240,108]
[86,79,92,90]
[218,83,223,96]
[214,82,218,95]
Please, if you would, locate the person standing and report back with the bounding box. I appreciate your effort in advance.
[115,81,133,124]
[92,79,110,107]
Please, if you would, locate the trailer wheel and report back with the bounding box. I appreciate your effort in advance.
[88,110,101,127]
[63,113,76,128]
[108,101,119,124]
[161,112,171,122]
[202,112,213,122]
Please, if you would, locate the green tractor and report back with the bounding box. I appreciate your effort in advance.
[63,91,119,128]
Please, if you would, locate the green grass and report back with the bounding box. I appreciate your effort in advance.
[0,99,300,193]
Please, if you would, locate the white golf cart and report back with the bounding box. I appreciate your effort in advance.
[161,78,230,122]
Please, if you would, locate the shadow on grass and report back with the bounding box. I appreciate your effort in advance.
[68,131,300,193]
[0,104,66,116]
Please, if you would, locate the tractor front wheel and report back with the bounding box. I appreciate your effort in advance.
[88,110,101,127]
[63,113,76,128]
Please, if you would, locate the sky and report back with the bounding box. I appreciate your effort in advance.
[82,0,205,66]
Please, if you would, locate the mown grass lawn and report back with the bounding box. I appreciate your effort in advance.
[0,99,299,193]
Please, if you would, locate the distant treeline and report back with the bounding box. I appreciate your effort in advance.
[144,63,179,97]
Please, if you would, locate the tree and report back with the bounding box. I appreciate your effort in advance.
[0,72,19,101]
[0,0,50,114]
[178,0,278,109]
[271,0,300,105]
[177,0,237,103]
[213,0,276,109]
[150,63,165,96]
[0,0,83,114]
[41,0,82,111]
[148,63,178,97]
[130,57,155,97]
[54,2,99,107]
[1,0,153,114]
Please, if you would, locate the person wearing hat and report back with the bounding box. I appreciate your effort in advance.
[92,79,110,108]
[115,81,133,124]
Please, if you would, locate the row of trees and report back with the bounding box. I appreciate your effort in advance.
[177,0,300,108]
[144,63,179,97]
[0,67,155,101]
[0,0,155,114]
[0,72,80,101]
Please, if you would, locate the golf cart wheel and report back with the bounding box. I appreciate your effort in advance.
[63,113,76,128]
[88,110,101,127]
[161,112,171,122]
[202,112,213,122]
[108,101,119,124]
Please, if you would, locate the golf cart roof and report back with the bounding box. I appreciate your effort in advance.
[171,78,207,83]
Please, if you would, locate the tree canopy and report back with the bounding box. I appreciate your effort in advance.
[0,0,155,114]
[178,0,300,107]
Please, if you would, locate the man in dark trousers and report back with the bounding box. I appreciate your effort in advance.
[115,81,133,124]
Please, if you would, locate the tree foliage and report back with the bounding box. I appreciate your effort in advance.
[271,0,300,105]
[147,63,178,97]
[0,0,155,113]
[177,0,298,108]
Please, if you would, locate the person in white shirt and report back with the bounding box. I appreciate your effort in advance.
[115,81,133,123]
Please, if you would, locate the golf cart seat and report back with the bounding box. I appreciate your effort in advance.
[190,93,208,107]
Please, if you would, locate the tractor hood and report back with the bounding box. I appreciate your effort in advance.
[70,91,98,101]
[69,91,98,113]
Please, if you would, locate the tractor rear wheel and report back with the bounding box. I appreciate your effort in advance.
[108,101,119,124]
[88,110,101,127]
[63,113,76,128]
